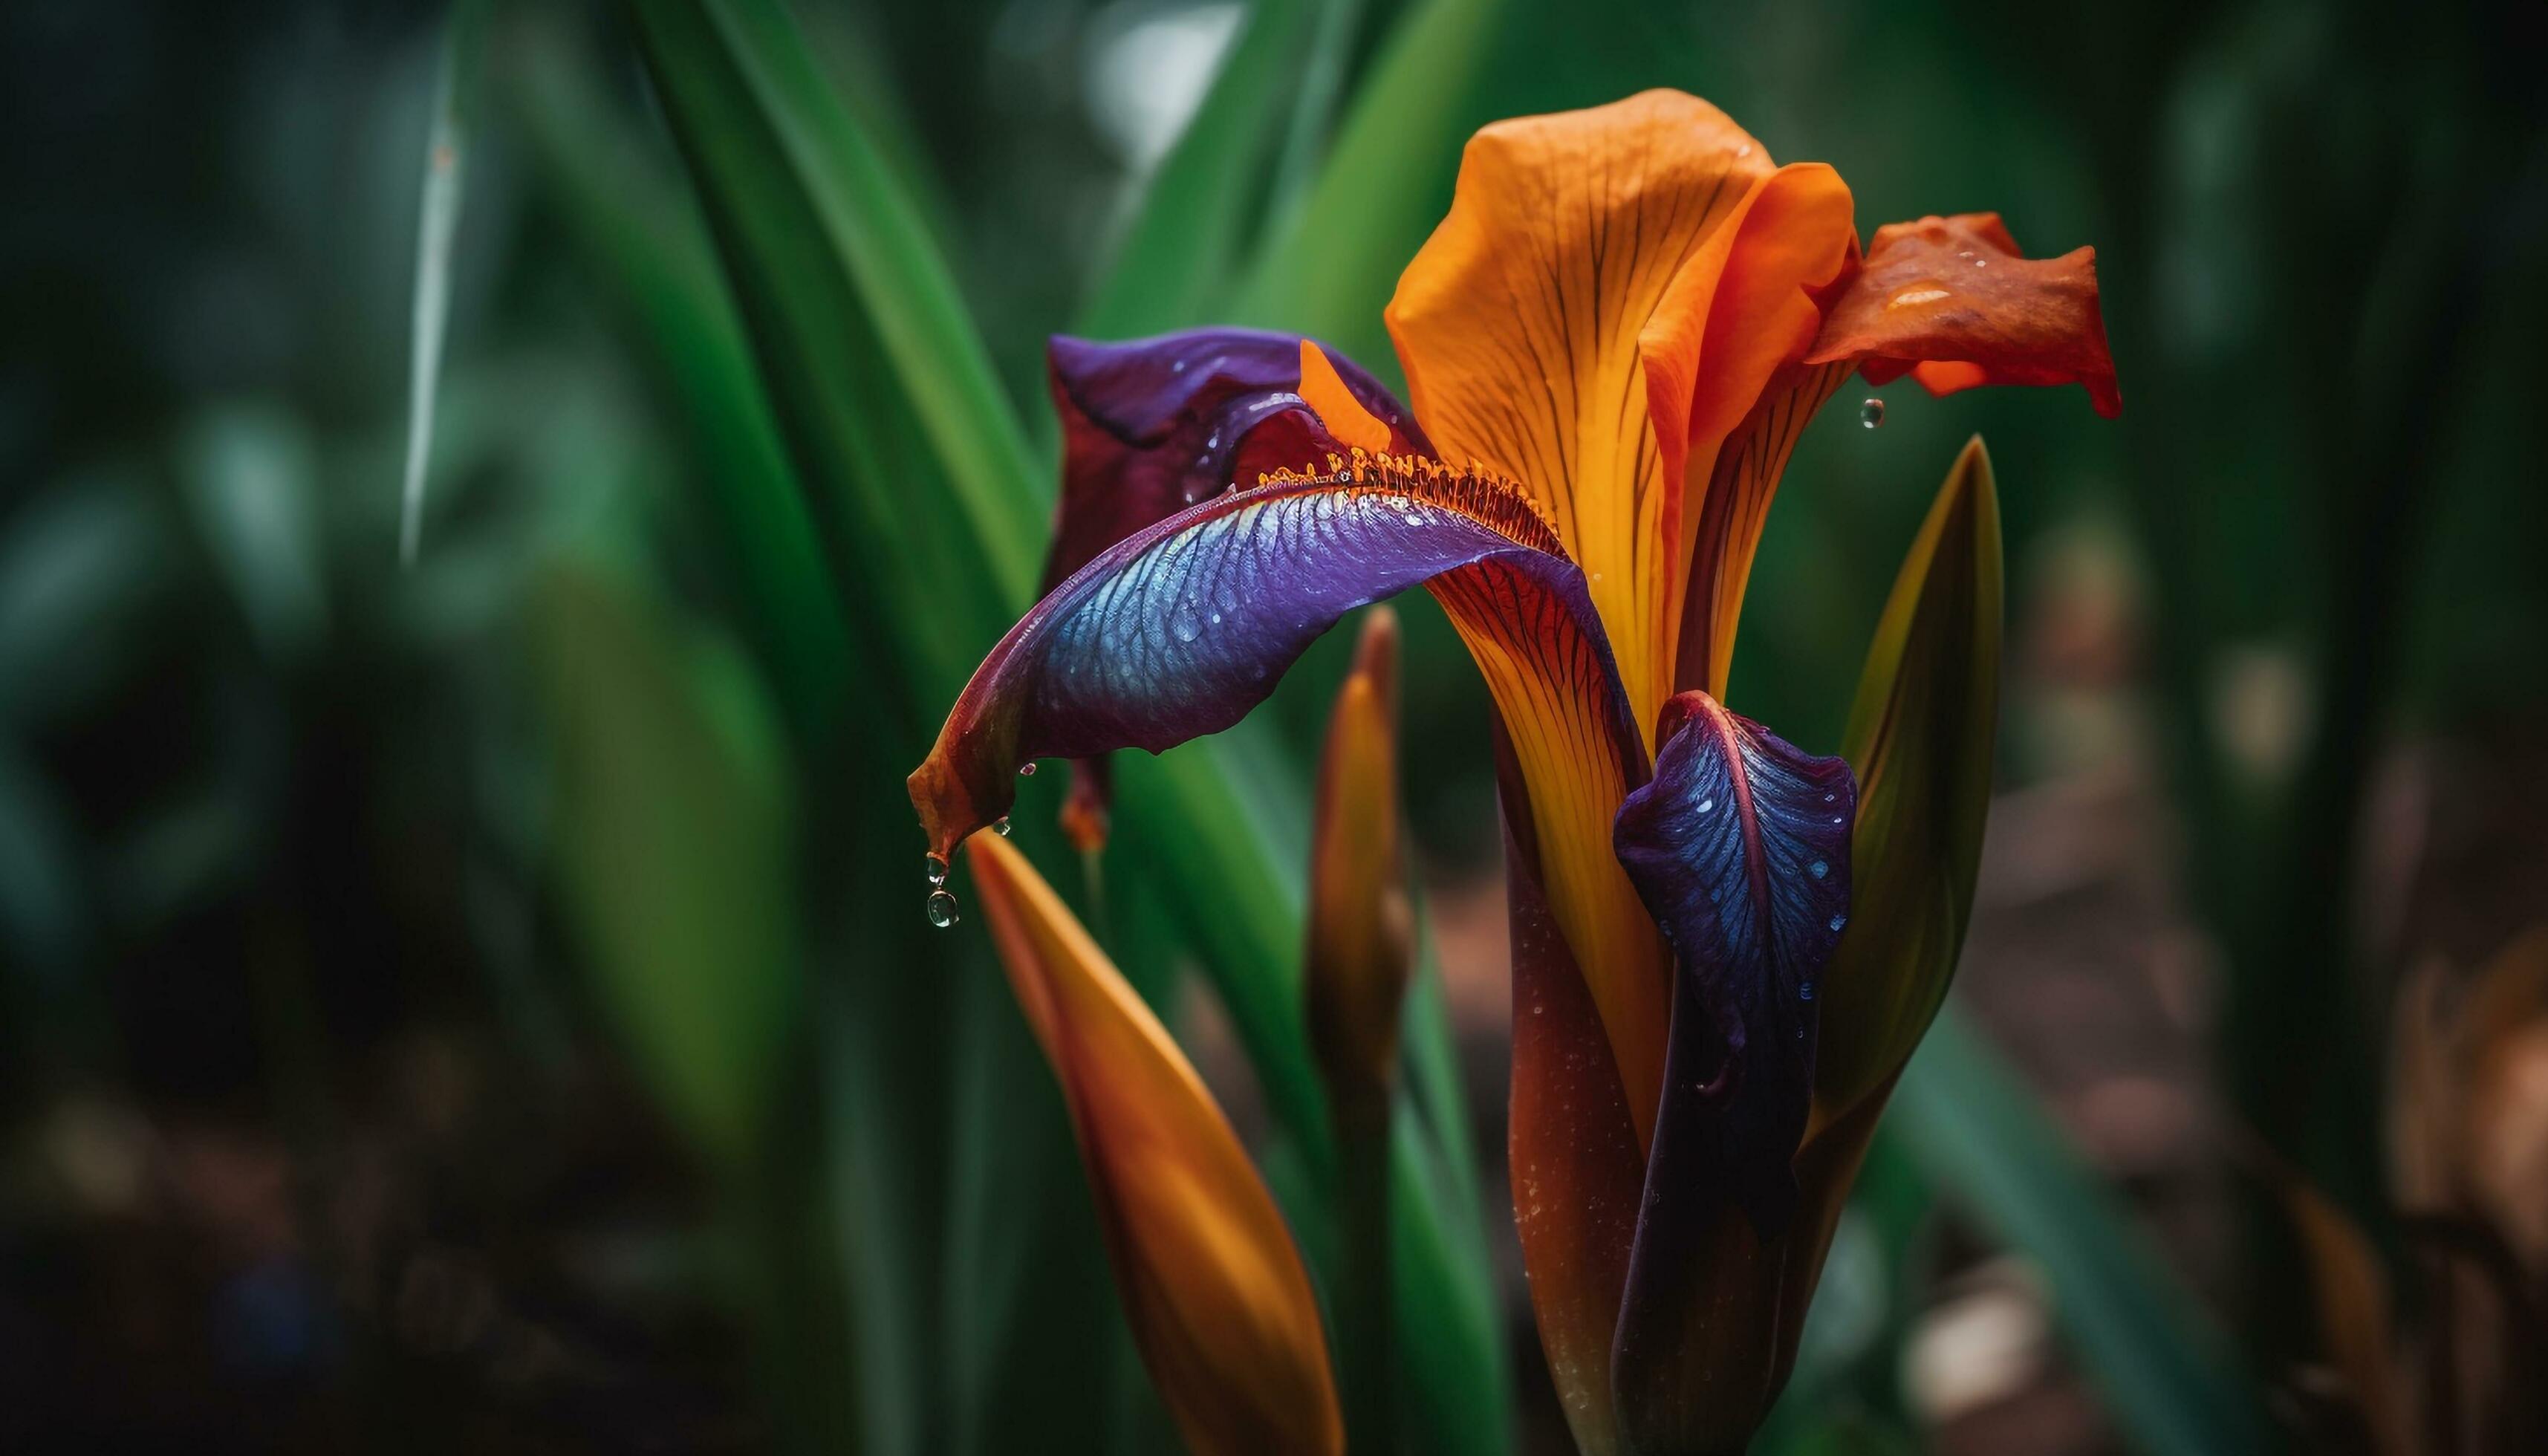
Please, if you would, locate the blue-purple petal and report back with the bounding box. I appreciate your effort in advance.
[1611,692,1855,1238]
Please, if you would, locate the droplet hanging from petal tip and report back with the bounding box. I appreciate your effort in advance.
[926,889,961,928]
[1859,397,1886,429]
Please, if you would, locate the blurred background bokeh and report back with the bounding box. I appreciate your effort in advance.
[2,0,2542,1452]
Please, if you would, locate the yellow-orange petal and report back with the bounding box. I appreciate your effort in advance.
[1298,340,1394,455]
[1807,212,2119,417]
[1304,607,1414,1117]
[1386,89,1781,737]
[967,833,1344,1456]
[1645,161,1859,699]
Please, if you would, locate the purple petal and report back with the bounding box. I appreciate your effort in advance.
[1044,329,1432,591]
[1611,692,1854,1238]
[911,467,1635,861]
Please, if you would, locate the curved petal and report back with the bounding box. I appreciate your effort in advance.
[1680,215,2116,700]
[1805,212,2119,417]
[1385,89,1783,733]
[911,444,1677,1140]
[1044,328,1432,590]
[1042,330,1431,851]
[1613,693,1854,1235]
[967,831,1343,1456]
[1608,694,1853,1453]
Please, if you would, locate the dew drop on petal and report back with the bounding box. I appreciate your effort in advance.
[1170,604,1202,643]
[1798,981,1816,1001]
[1859,397,1886,429]
[1696,797,1715,814]
[993,816,1012,837]
[1809,859,1828,880]
[1828,914,1848,933]
[926,889,960,929]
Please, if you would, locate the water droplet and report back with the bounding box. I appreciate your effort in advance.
[1018,762,1037,777]
[1823,792,1836,803]
[926,889,961,928]
[1827,914,1847,933]
[1858,397,1885,429]
[1809,859,1828,880]
[1798,981,1817,1001]
[1171,358,1187,372]
[1888,286,1951,308]
[1404,513,1426,527]
[1205,432,1220,449]
[1696,797,1715,814]
[993,816,1013,837]
[925,854,949,886]
[1170,604,1202,643]
[1832,814,1845,825]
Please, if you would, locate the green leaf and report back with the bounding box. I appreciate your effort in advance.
[1894,1010,2275,1456]
[1078,0,1316,338]
[504,18,853,741]
[632,0,1043,625]
[530,564,802,1168]
[398,0,488,565]
[1234,0,1507,370]
[178,405,329,665]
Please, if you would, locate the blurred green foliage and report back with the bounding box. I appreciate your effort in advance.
[0,0,2540,1452]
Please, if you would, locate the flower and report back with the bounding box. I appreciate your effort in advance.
[911,90,2116,1454]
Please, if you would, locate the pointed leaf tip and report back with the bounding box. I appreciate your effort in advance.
[966,833,1344,1456]
[1307,606,1413,1115]
[1816,437,2001,1125]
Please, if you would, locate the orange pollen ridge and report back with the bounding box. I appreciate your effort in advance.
[1254,449,1567,558]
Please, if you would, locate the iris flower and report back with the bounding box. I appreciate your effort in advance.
[912,91,2116,1454]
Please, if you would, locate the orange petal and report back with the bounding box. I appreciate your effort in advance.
[1298,340,1394,455]
[966,833,1344,1456]
[1645,159,1859,700]
[1501,772,1645,1456]
[1386,89,1783,737]
[1304,607,1414,1117]
[1807,212,2120,417]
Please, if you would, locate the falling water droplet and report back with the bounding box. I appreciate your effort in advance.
[1859,397,1886,429]
[925,853,949,886]
[993,816,1013,837]
[1809,859,1828,880]
[1018,761,1037,777]
[1798,981,1817,1001]
[926,889,961,928]
[1827,914,1847,933]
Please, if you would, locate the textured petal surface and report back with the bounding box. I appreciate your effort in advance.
[1806,212,2119,418]
[1613,692,1854,1233]
[1386,90,1783,734]
[1044,328,1430,591]
[968,832,1342,1456]
[1042,331,1428,851]
[909,462,1642,874]
[1608,695,1852,1454]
